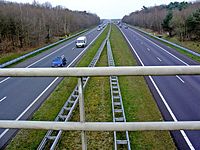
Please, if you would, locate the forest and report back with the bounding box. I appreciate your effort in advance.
[0,0,100,53]
[122,1,200,41]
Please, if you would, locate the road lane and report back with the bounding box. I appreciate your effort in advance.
[120,25,200,149]
[0,26,106,148]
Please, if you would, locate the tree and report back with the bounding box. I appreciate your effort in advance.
[0,1,100,53]
[186,9,200,40]
[162,11,173,37]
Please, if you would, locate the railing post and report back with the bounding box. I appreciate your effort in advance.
[78,77,87,150]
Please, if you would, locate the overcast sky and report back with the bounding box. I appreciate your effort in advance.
[7,0,194,19]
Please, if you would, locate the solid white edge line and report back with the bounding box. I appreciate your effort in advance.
[176,75,185,83]
[130,28,189,66]
[120,27,195,150]
[26,28,96,68]
[0,96,7,102]
[0,27,104,139]
[0,77,58,139]
[0,28,96,84]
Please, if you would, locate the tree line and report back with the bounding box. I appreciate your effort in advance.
[122,1,200,41]
[0,0,100,53]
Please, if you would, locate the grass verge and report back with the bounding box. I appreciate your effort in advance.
[133,26,200,63]
[110,25,176,149]
[6,26,109,150]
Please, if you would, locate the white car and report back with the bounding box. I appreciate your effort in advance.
[76,36,87,48]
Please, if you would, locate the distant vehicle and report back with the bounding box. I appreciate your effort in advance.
[51,55,66,67]
[76,36,87,48]
[97,27,101,31]
[124,26,128,29]
[119,24,122,28]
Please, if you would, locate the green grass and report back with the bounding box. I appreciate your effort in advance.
[135,26,200,63]
[57,46,113,150]
[110,25,176,149]
[6,25,176,149]
[6,26,109,150]
[0,28,89,66]
[164,36,200,53]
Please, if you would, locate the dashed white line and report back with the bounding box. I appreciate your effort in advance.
[130,28,189,66]
[72,47,75,50]
[0,28,97,85]
[176,75,185,83]
[0,77,10,84]
[119,27,195,150]
[0,26,105,140]
[0,96,6,102]
[147,48,150,51]
[156,57,162,62]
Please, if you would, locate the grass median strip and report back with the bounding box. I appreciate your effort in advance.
[57,46,113,149]
[6,26,109,150]
[6,24,177,149]
[110,25,176,149]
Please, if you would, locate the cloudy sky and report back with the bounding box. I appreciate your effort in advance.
[7,0,194,19]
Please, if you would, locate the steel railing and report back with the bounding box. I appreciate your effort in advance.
[0,66,200,149]
[1,120,200,131]
[37,27,109,150]
[0,66,200,77]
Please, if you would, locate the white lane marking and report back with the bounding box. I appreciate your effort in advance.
[176,75,185,83]
[0,97,6,102]
[26,28,96,68]
[26,42,74,68]
[0,77,10,84]
[147,48,150,51]
[120,27,195,150]
[130,29,189,66]
[0,28,96,84]
[72,47,75,50]
[0,27,104,139]
[156,57,162,62]
[0,77,59,139]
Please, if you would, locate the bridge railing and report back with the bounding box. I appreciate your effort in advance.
[0,66,200,149]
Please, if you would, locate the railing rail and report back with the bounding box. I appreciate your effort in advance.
[1,65,200,149]
[1,121,200,131]
[0,66,200,77]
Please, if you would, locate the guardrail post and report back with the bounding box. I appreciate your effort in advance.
[78,77,87,150]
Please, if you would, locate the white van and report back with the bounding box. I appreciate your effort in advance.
[76,36,87,48]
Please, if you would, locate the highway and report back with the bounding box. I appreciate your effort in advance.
[0,26,105,148]
[119,25,200,150]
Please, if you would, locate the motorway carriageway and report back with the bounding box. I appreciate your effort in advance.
[0,26,105,148]
[120,25,200,150]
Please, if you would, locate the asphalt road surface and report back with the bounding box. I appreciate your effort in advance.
[120,25,200,150]
[0,26,105,148]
